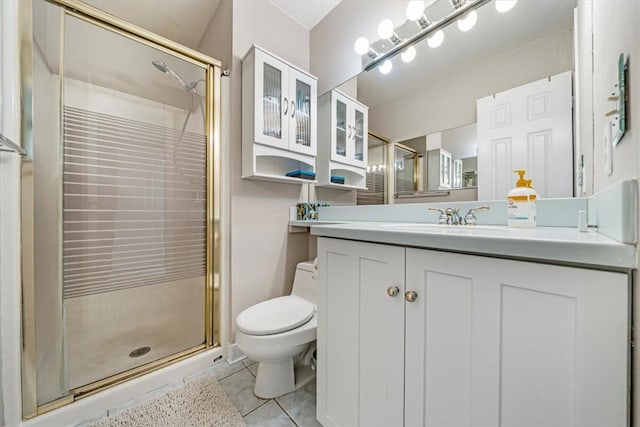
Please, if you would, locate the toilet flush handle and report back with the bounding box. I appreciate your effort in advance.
[387,286,400,297]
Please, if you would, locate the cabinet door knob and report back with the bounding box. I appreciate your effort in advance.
[283,97,288,115]
[387,286,400,297]
[405,291,418,303]
[291,101,296,118]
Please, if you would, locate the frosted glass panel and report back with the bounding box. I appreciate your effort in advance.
[263,63,282,139]
[336,100,347,157]
[294,79,311,148]
[354,109,364,161]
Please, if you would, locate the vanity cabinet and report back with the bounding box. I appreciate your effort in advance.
[317,237,629,427]
[317,90,368,189]
[242,45,317,183]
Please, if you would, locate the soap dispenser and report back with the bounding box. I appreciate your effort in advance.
[507,170,537,228]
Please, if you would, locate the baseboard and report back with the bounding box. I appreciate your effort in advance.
[227,343,246,365]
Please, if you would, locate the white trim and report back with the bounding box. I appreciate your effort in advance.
[1,1,24,425]
[227,343,246,365]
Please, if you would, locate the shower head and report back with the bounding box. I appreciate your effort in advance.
[152,59,170,73]
[152,59,189,90]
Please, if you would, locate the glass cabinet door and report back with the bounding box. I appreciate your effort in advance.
[333,96,348,161]
[289,68,317,155]
[440,150,452,188]
[254,50,289,149]
[352,105,368,167]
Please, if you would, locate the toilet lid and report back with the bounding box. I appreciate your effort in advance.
[236,295,315,336]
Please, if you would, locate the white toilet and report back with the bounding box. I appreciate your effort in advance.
[235,260,317,399]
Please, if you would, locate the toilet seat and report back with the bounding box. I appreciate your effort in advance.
[236,295,315,336]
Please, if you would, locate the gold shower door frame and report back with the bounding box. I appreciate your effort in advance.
[18,0,222,419]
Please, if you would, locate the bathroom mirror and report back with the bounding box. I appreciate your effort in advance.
[327,0,577,204]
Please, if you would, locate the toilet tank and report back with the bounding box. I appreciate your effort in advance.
[291,260,316,305]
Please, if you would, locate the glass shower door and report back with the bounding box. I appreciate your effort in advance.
[61,14,208,390]
[27,0,216,411]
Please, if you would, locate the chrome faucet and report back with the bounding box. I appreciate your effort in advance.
[463,206,490,225]
[427,207,462,225]
[428,206,490,225]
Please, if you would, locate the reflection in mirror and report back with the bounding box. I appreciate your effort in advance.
[338,0,576,204]
[357,133,388,205]
[394,144,418,195]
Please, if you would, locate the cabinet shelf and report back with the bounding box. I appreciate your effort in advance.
[316,182,367,190]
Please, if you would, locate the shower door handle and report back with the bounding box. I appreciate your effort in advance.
[283,97,288,115]
[291,101,296,118]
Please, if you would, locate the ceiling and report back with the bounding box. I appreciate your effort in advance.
[82,0,341,47]
[82,0,222,49]
[269,0,342,30]
[357,0,577,109]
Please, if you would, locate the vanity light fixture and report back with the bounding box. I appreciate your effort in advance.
[451,0,478,32]
[378,19,403,45]
[457,9,478,31]
[495,0,517,13]
[358,0,492,73]
[401,45,417,63]
[427,30,444,48]
[406,0,444,48]
[379,59,393,74]
[354,37,379,59]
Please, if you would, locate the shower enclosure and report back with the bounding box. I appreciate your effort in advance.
[21,0,221,417]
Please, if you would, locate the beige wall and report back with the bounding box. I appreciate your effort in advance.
[197,0,232,69]
[575,2,640,424]
[198,0,356,342]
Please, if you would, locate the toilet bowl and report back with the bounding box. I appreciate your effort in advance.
[235,260,317,399]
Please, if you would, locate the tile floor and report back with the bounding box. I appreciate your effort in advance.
[213,358,321,427]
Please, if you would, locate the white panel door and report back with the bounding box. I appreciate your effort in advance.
[477,70,573,200]
[317,238,405,427]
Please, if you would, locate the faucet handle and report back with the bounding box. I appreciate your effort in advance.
[427,207,448,225]
[464,206,490,225]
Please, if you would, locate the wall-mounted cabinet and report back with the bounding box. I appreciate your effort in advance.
[242,45,317,183]
[427,148,452,190]
[317,90,368,189]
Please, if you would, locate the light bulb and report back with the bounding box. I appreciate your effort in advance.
[495,0,517,13]
[401,46,416,63]
[377,19,395,40]
[457,10,477,32]
[406,0,426,21]
[354,37,370,55]
[427,30,444,48]
[379,59,393,75]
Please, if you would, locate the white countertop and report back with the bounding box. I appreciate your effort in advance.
[310,222,636,269]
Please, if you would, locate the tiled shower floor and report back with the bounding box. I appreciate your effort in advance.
[213,358,321,427]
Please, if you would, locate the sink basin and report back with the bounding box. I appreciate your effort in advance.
[378,223,504,232]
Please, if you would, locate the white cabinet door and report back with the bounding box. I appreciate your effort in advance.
[485,257,628,427]
[317,238,405,427]
[253,48,289,150]
[405,248,493,426]
[330,91,351,164]
[406,248,629,427]
[477,70,573,200]
[350,103,368,168]
[288,67,317,156]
